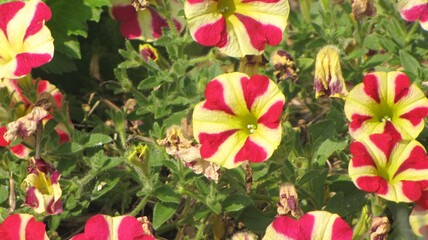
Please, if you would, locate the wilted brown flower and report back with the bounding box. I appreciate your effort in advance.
[277,183,303,218]
[352,0,376,20]
[271,50,298,82]
[370,216,390,240]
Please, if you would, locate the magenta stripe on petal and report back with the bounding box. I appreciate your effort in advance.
[194,17,227,47]
[400,107,428,126]
[199,130,238,158]
[24,1,52,40]
[350,142,376,168]
[363,74,380,103]
[383,122,402,142]
[349,114,372,131]
[297,214,315,240]
[234,13,283,50]
[242,0,281,2]
[117,216,144,240]
[0,1,25,39]
[395,146,428,176]
[394,73,410,103]
[271,216,300,238]
[369,133,394,159]
[234,138,267,164]
[14,53,52,77]
[187,0,205,3]
[37,80,48,93]
[0,126,10,147]
[25,187,40,209]
[356,176,388,195]
[241,75,269,110]
[10,144,28,158]
[0,214,22,240]
[401,181,423,201]
[401,4,428,21]
[258,101,284,129]
[112,5,141,39]
[26,217,48,240]
[148,8,168,39]
[47,198,63,215]
[331,217,353,240]
[203,80,235,115]
[84,214,110,240]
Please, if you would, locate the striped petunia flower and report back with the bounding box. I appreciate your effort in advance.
[397,0,428,31]
[0,0,54,79]
[263,211,353,240]
[70,214,155,240]
[344,71,428,140]
[111,0,185,41]
[0,213,48,240]
[193,72,285,169]
[348,132,428,203]
[21,157,63,215]
[184,0,290,58]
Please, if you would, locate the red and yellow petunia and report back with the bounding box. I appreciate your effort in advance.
[111,0,185,41]
[193,72,285,169]
[0,0,54,79]
[0,213,48,240]
[344,71,428,140]
[397,0,428,31]
[263,211,353,240]
[349,132,428,203]
[70,214,155,240]
[184,0,290,57]
[21,157,63,215]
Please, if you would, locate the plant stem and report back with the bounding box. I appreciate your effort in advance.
[35,123,43,159]
[129,195,150,217]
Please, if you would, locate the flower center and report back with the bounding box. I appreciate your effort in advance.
[247,124,257,134]
[217,0,236,17]
[376,104,394,123]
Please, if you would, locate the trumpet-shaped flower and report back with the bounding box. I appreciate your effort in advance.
[70,214,155,240]
[193,72,285,169]
[397,0,428,31]
[313,45,348,99]
[0,213,48,240]
[263,211,353,240]
[111,0,185,41]
[184,0,290,57]
[344,71,428,140]
[139,44,158,62]
[0,0,54,79]
[348,132,428,203]
[21,157,63,214]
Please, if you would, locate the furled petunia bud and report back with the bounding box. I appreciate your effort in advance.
[21,157,63,215]
[271,50,298,82]
[352,0,376,20]
[313,45,348,99]
[139,44,159,62]
[370,216,390,240]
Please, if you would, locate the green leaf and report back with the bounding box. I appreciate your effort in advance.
[81,133,113,148]
[58,142,84,154]
[223,195,253,212]
[399,50,420,78]
[0,185,8,204]
[89,151,123,171]
[155,186,181,204]
[91,177,121,200]
[239,206,275,233]
[153,201,179,229]
[313,139,348,166]
[363,54,390,70]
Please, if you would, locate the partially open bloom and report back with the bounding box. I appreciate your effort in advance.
[397,0,428,31]
[158,125,221,182]
[409,183,428,237]
[21,157,63,214]
[193,72,285,169]
[313,45,348,99]
[348,132,428,203]
[184,0,290,57]
[111,0,185,41]
[0,0,54,79]
[139,44,158,62]
[70,214,155,240]
[263,211,353,240]
[344,71,428,140]
[0,213,48,240]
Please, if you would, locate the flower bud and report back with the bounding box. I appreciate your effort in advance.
[139,44,159,62]
[314,45,348,99]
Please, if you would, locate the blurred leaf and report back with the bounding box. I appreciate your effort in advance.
[153,201,179,229]
[0,185,7,204]
[91,177,120,200]
[223,195,253,212]
[399,50,420,78]
[313,139,348,166]
[155,186,181,204]
[81,133,113,148]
